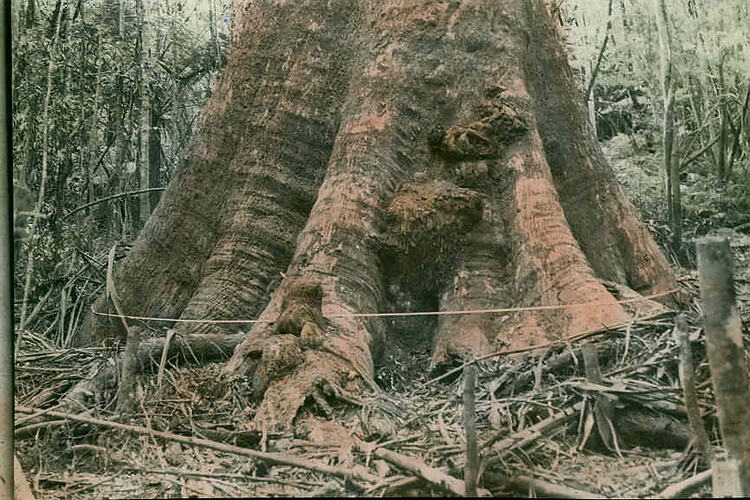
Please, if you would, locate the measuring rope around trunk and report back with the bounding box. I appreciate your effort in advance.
[91,288,680,325]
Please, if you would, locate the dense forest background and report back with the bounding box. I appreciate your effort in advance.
[11,0,750,347]
[12,0,234,348]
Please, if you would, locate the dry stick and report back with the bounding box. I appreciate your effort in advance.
[674,313,712,463]
[697,236,750,495]
[156,329,176,396]
[680,134,721,168]
[372,447,490,497]
[463,365,478,497]
[19,287,53,335]
[583,0,614,103]
[66,444,108,455]
[14,419,68,439]
[125,466,316,489]
[619,313,636,364]
[15,405,379,484]
[656,468,712,498]
[63,187,166,219]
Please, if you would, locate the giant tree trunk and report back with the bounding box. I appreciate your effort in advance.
[83,0,677,430]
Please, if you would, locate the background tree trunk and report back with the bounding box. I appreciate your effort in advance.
[84,0,678,431]
[136,0,151,226]
[654,0,681,249]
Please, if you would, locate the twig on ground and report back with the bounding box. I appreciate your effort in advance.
[124,466,317,489]
[15,419,68,439]
[156,329,176,396]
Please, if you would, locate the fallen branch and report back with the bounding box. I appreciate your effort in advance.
[656,468,712,498]
[485,472,607,499]
[15,405,378,484]
[373,447,490,496]
[131,332,244,372]
[15,419,68,439]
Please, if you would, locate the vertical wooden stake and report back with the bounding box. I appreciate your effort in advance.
[463,364,478,497]
[674,313,712,463]
[0,2,14,496]
[697,236,750,495]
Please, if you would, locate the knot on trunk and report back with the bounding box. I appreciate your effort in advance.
[429,100,528,160]
[274,281,325,336]
[379,180,482,279]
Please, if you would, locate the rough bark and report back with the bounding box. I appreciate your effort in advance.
[83,0,678,431]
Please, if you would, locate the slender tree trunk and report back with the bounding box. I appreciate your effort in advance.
[716,58,728,179]
[586,65,598,137]
[87,31,102,211]
[670,148,682,249]
[584,0,614,107]
[717,103,728,179]
[137,0,151,226]
[654,0,680,249]
[84,0,678,432]
[149,100,162,209]
[208,0,221,70]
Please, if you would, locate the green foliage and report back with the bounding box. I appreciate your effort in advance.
[12,0,232,344]
[564,0,750,248]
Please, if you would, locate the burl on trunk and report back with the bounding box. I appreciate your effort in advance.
[84,0,677,430]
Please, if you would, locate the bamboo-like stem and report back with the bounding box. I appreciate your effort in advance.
[18,0,67,342]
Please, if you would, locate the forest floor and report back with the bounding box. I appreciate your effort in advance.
[15,133,750,498]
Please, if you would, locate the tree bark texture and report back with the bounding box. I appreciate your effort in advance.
[85,0,677,430]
